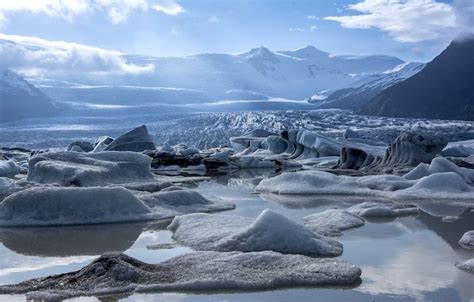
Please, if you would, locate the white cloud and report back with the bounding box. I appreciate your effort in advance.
[309,25,318,31]
[306,15,319,20]
[207,15,220,24]
[324,0,457,42]
[0,33,154,76]
[0,0,184,26]
[152,0,185,16]
[289,27,305,32]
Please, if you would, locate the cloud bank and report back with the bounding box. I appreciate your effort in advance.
[324,0,469,43]
[0,0,184,26]
[0,33,154,76]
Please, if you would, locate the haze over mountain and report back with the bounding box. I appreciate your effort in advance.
[359,37,474,121]
[0,68,57,123]
[0,36,405,104]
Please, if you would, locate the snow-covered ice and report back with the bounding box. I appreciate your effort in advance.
[168,209,343,257]
[303,209,365,236]
[27,151,155,186]
[0,251,361,300]
[459,230,474,249]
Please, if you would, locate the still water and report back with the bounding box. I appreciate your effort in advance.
[0,170,473,302]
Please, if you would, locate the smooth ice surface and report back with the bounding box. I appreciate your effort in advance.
[455,259,474,274]
[0,187,152,226]
[346,202,419,218]
[0,251,361,300]
[0,186,234,226]
[303,209,365,236]
[104,125,156,152]
[459,230,474,249]
[168,209,343,257]
[404,157,474,184]
[27,151,155,186]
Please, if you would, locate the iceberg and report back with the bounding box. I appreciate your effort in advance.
[0,186,234,226]
[0,251,361,300]
[455,259,474,274]
[27,151,155,186]
[346,201,418,218]
[303,209,365,236]
[256,161,474,200]
[168,209,343,257]
[104,125,156,152]
[459,230,474,249]
[0,160,20,178]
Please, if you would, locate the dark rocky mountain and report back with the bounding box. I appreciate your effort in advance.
[359,38,474,121]
[0,69,57,123]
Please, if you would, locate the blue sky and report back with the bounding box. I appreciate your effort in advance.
[0,0,472,62]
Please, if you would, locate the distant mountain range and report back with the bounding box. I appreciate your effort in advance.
[0,69,57,123]
[358,38,474,121]
[0,36,406,104]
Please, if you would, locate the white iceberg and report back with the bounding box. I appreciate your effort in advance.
[0,251,361,300]
[27,151,155,186]
[168,209,343,257]
[346,201,418,218]
[256,160,474,200]
[303,209,365,236]
[0,187,234,226]
[140,190,235,219]
[459,230,474,249]
[0,186,152,226]
[404,157,474,184]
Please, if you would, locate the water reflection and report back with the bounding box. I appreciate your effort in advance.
[0,222,148,257]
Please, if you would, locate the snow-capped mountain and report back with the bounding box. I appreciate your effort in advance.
[0,36,406,104]
[0,69,57,123]
[313,62,425,110]
[360,38,474,121]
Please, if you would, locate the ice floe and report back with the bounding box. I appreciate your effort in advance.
[256,159,474,200]
[303,209,365,236]
[459,230,474,249]
[27,151,155,186]
[0,186,234,226]
[455,259,474,274]
[346,202,418,218]
[0,251,361,300]
[168,209,343,257]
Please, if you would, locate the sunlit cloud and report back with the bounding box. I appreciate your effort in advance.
[324,0,456,42]
[0,0,184,27]
[0,33,155,76]
[289,27,305,32]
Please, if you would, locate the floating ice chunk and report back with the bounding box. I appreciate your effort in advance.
[395,172,474,199]
[104,125,156,152]
[27,151,155,186]
[0,160,20,178]
[346,202,418,218]
[229,155,277,169]
[140,190,235,219]
[0,187,152,227]
[256,169,474,200]
[168,209,343,257]
[459,230,474,249]
[455,259,474,274]
[404,157,474,184]
[303,209,365,236]
[0,251,361,300]
[442,144,474,157]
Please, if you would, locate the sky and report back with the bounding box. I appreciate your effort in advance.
[0,0,473,63]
